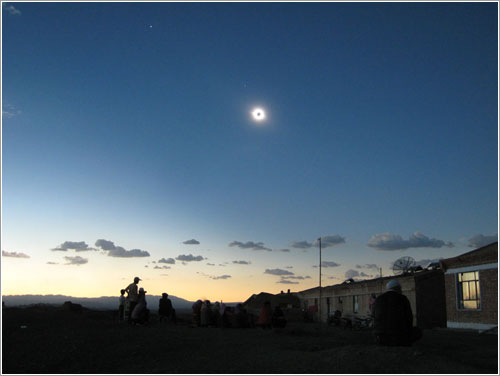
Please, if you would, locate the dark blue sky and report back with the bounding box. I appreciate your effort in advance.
[2,2,498,299]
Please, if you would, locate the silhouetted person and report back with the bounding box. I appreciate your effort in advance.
[159,293,176,324]
[257,301,272,329]
[192,300,202,327]
[118,289,126,322]
[235,303,249,328]
[329,309,342,326]
[373,279,422,346]
[131,287,149,325]
[369,293,377,316]
[125,276,141,322]
[200,300,212,327]
[272,306,287,328]
[212,302,221,327]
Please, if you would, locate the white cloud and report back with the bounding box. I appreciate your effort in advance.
[367,232,454,251]
[281,275,311,280]
[356,263,379,270]
[313,261,341,268]
[290,240,313,249]
[313,235,346,248]
[264,268,294,276]
[158,257,175,264]
[2,104,21,118]
[52,241,96,252]
[108,247,150,258]
[64,256,88,265]
[468,233,498,248]
[3,4,21,15]
[183,239,200,245]
[47,261,58,265]
[229,241,272,251]
[2,250,30,258]
[95,239,150,257]
[95,239,116,250]
[211,275,231,280]
[345,269,359,279]
[321,261,340,268]
[176,254,204,262]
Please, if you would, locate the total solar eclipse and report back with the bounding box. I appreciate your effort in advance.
[251,108,266,122]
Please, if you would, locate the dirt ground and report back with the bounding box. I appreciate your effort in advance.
[2,305,498,374]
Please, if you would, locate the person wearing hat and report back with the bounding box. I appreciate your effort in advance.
[124,277,141,322]
[372,279,422,346]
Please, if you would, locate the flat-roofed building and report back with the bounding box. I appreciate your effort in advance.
[297,269,446,329]
[440,241,498,331]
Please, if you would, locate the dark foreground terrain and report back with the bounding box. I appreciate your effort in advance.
[2,305,498,374]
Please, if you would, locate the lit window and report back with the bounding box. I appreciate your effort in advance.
[457,271,481,310]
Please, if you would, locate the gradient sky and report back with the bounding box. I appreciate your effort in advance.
[2,2,498,302]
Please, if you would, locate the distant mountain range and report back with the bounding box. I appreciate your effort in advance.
[2,294,193,311]
[2,294,242,311]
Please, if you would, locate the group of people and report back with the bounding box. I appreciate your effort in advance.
[118,275,421,347]
[256,301,287,329]
[191,300,252,328]
[189,299,288,330]
[118,276,176,325]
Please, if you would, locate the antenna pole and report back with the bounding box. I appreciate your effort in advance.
[318,237,322,324]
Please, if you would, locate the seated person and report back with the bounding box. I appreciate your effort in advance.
[158,293,176,324]
[235,303,250,328]
[329,310,342,326]
[271,306,287,328]
[192,300,202,327]
[257,301,272,329]
[200,300,212,327]
[373,280,422,346]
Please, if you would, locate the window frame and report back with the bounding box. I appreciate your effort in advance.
[455,270,482,311]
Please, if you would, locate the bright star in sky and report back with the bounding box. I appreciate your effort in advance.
[251,107,266,122]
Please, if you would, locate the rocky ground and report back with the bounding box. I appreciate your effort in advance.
[2,305,498,374]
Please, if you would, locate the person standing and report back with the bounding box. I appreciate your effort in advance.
[131,287,149,325]
[257,301,272,329]
[159,293,176,324]
[118,289,126,322]
[125,277,141,322]
[372,279,422,346]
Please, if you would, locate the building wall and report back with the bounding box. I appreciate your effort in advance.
[298,276,420,325]
[444,267,498,327]
[415,271,446,328]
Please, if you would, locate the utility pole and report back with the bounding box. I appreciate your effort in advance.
[318,237,322,323]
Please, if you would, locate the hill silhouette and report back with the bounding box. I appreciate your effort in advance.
[2,294,193,310]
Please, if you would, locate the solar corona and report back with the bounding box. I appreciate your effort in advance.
[251,107,266,122]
